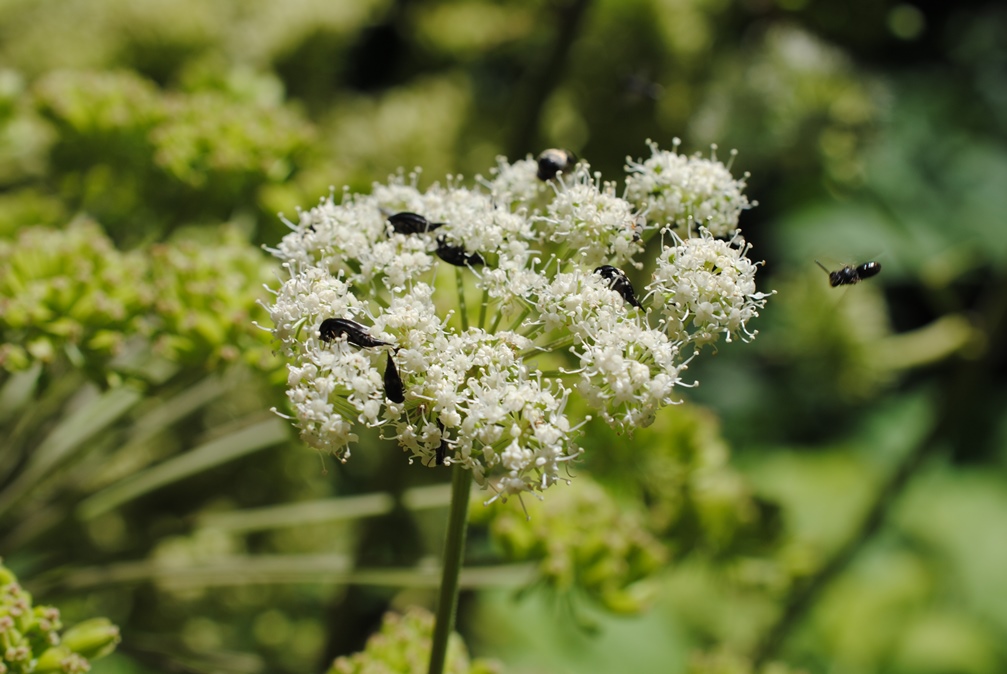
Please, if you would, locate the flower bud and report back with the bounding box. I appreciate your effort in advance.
[61,618,121,660]
[36,648,91,674]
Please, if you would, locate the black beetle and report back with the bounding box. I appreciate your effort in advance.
[435,237,483,267]
[594,265,641,308]
[319,318,392,348]
[383,351,405,403]
[387,211,444,235]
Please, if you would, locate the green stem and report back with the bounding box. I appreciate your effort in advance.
[519,323,546,341]
[533,369,574,379]
[520,334,576,360]
[506,307,531,334]
[427,464,473,674]
[477,287,489,331]
[489,307,506,334]
[330,395,360,420]
[456,266,469,331]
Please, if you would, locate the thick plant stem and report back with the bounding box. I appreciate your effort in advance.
[427,464,473,674]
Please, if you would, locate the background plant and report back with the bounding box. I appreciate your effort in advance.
[0,559,119,673]
[0,0,1005,673]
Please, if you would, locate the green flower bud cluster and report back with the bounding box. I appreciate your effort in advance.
[0,221,278,377]
[33,70,163,159]
[475,404,781,612]
[472,479,667,614]
[697,24,878,185]
[0,220,148,376]
[326,607,500,674]
[148,227,278,371]
[0,561,120,673]
[152,90,309,192]
[633,405,781,559]
[30,69,312,241]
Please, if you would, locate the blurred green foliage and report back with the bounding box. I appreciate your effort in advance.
[0,0,1005,673]
[472,477,668,615]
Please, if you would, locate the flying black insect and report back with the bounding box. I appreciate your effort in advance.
[594,265,641,308]
[387,211,444,235]
[536,148,577,181]
[383,351,405,403]
[319,318,391,348]
[435,237,484,267]
[815,260,882,287]
[621,73,664,103]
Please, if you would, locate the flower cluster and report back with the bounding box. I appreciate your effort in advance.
[327,607,500,674]
[0,220,148,374]
[625,138,753,237]
[0,560,120,674]
[31,69,313,243]
[650,228,773,347]
[267,143,770,501]
[472,478,667,613]
[0,221,278,377]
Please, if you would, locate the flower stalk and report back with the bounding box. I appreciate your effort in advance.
[427,463,473,674]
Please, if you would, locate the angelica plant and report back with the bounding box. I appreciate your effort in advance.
[265,141,770,674]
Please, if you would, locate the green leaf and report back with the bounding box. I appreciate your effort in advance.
[77,416,288,519]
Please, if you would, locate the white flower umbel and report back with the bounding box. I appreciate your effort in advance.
[625,138,753,237]
[573,316,683,430]
[386,329,580,500]
[267,143,768,501]
[648,227,773,347]
[267,265,363,356]
[540,169,644,269]
[481,156,547,210]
